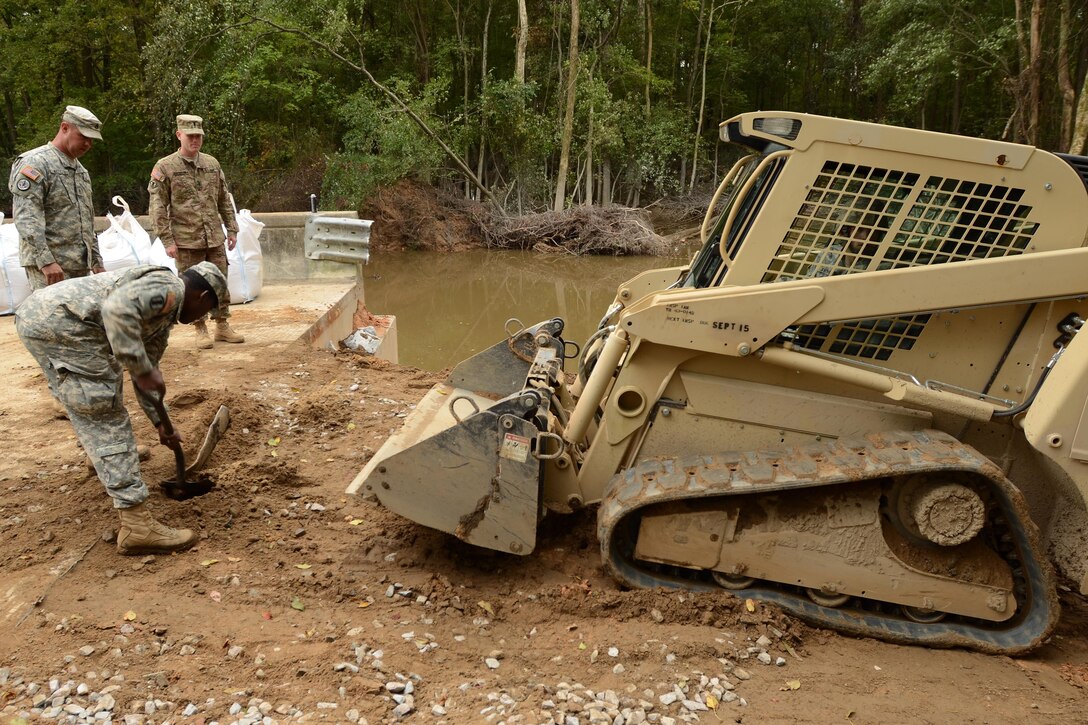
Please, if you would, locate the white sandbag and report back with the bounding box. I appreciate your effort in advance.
[225,198,264,304]
[0,212,32,315]
[147,238,178,275]
[99,196,153,271]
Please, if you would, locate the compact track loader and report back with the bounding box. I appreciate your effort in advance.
[349,111,1088,653]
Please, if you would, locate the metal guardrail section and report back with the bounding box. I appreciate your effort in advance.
[304,215,373,265]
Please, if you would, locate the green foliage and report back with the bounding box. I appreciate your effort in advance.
[0,0,1081,216]
[322,79,449,208]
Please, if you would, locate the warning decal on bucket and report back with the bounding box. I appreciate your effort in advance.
[499,432,531,463]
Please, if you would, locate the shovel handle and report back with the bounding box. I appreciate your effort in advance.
[149,393,187,485]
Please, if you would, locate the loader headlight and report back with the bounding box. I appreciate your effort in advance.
[753,117,801,140]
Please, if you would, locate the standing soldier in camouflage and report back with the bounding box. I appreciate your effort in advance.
[148,114,243,349]
[8,105,104,289]
[15,262,228,555]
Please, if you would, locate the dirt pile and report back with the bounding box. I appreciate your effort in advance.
[362,181,485,253]
[1,314,1087,723]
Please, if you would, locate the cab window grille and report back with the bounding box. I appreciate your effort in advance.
[767,161,1039,361]
[763,162,1038,284]
[790,314,931,362]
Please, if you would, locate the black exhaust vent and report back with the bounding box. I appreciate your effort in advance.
[1056,153,1088,191]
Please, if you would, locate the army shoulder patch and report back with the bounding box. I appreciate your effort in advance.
[151,167,164,182]
[19,166,42,182]
[15,178,30,191]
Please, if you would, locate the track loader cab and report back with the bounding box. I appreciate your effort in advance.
[350,111,1088,654]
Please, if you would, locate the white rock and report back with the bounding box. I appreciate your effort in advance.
[432,704,447,716]
[659,692,679,706]
[227,645,245,659]
[613,664,625,675]
[755,635,772,648]
[485,657,501,670]
[607,647,619,657]
[681,700,707,712]
[757,652,772,665]
[392,702,413,718]
[78,646,95,656]
[733,668,751,680]
[183,703,198,716]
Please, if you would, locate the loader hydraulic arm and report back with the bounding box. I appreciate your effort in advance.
[622,246,1088,363]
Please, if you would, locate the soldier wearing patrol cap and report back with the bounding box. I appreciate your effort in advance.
[8,104,104,289]
[148,113,243,350]
[15,262,227,555]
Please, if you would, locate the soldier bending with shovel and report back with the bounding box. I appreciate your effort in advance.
[15,262,228,555]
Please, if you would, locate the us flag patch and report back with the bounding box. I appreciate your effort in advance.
[19,166,41,182]
[151,167,164,182]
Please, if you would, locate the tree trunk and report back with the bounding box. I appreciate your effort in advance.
[1070,68,1088,153]
[583,102,594,206]
[447,0,472,197]
[409,0,431,84]
[1058,0,1076,149]
[690,2,723,191]
[951,64,962,134]
[553,0,580,212]
[602,158,612,205]
[477,0,492,200]
[1027,0,1045,145]
[685,0,707,112]
[516,0,528,83]
[644,0,653,118]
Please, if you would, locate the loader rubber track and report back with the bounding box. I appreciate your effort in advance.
[597,429,1059,655]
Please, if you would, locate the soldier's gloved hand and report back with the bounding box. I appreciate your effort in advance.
[135,368,166,397]
[41,262,64,285]
[157,424,183,449]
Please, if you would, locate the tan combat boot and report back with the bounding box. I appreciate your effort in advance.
[214,320,244,344]
[194,320,213,349]
[116,502,197,555]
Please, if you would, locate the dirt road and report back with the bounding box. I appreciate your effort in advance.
[1,287,1086,724]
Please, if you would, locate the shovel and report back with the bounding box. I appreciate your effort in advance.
[150,393,228,500]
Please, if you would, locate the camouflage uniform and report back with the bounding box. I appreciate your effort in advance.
[15,266,185,508]
[8,143,101,289]
[148,150,237,320]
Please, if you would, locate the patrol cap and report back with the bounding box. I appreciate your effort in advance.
[62,105,103,140]
[176,114,204,136]
[188,261,228,308]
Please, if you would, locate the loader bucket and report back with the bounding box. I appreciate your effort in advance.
[347,319,566,555]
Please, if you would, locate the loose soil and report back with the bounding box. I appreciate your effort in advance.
[1,311,1087,724]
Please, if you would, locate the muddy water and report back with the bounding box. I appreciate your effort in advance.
[360,249,693,371]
